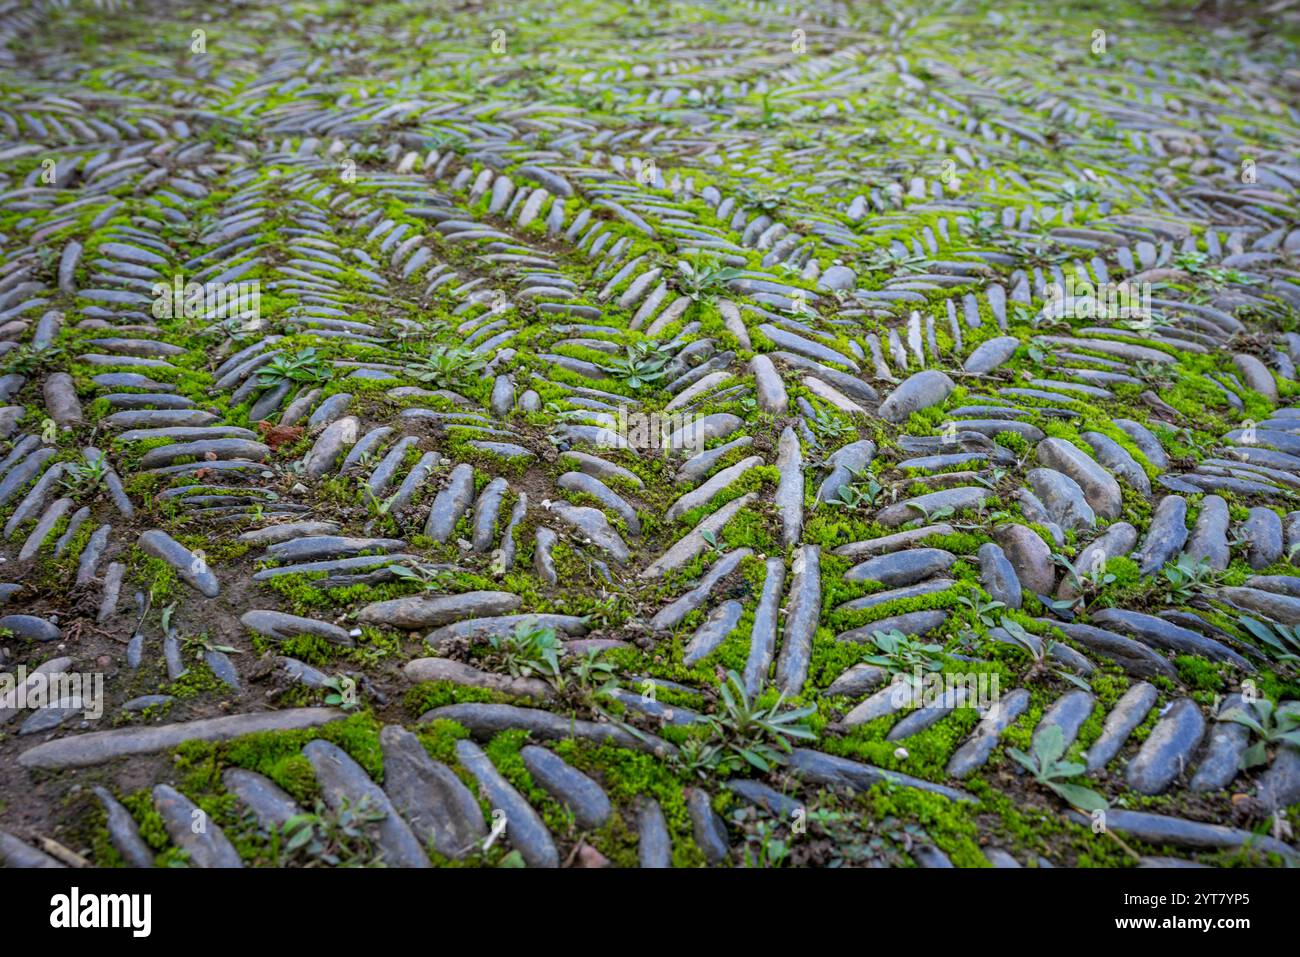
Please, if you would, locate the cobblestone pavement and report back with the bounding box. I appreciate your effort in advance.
[0,0,1299,868]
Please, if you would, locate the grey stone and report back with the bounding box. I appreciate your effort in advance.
[456,739,556,868]
[788,748,975,802]
[878,369,955,423]
[775,545,819,695]
[1133,496,1188,575]
[18,708,345,769]
[522,745,611,829]
[1091,608,1252,670]
[978,542,1021,609]
[93,786,155,867]
[153,784,243,868]
[425,463,475,542]
[358,591,521,630]
[845,548,955,586]
[304,739,429,868]
[1184,496,1230,570]
[1125,699,1206,795]
[1027,467,1096,532]
[995,524,1055,595]
[138,529,220,598]
[1085,682,1158,772]
[223,769,303,832]
[1241,506,1283,569]
[1033,690,1095,750]
[963,336,1019,374]
[420,703,672,756]
[1035,438,1122,519]
[380,725,485,858]
[637,799,672,868]
[947,688,1030,778]
[683,599,744,666]
[1189,695,1251,792]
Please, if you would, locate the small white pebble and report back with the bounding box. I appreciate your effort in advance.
[893,747,909,760]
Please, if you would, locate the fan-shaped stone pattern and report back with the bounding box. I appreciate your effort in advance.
[0,0,1297,871]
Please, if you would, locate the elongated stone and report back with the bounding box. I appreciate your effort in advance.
[1064,808,1295,858]
[557,472,638,535]
[420,703,672,756]
[978,542,1021,608]
[878,369,954,423]
[0,829,64,868]
[775,545,819,695]
[846,547,954,586]
[139,438,269,470]
[472,477,509,552]
[93,786,155,867]
[825,664,888,698]
[876,486,992,527]
[837,581,955,615]
[1241,506,1283,569]
[138,529,219,597]
[223,769,303,832]
[455,739,557,868]
[743,558,785,697]
[685,787,729,864]
[425,463,475,542]
[43,372,82,426]
[726,779,801,817]
[18,708,344,769]
[887,685,974,741]
[1133,496,1188,575]
[304,739,429,867]
[1257,744,1300,812]
[535,527,558,585]
[750,354,787,413]
[665,455,762,522]
[548,501,630,563]
[1090,608,1252,670]
[380,725,485,858]
[153,784,243,868]
[1086,682,1158,772]
[358,591,521,630]
[1125,699,1206,795]
[1048,620,1176,679]
[403,657,552,700]
[1082,431,1150,496]
[815,439,875,505]
[788,748,974,803]
[637,799,672,868]
[1217,586,1300,625]
[774,427,802,548]
[1115,418,1168,468]
[1184,495,1230,570]
[1033,690,1095,750]
[947,689,1030,778]
[521,745,611,829]
[1036,438,1122,519]
[425,613,589,645]
[303,416,358,479]
[837,609,948,643]
[266,536,404,564]
[683,599,744,666]
[834,524,956,559]
[1189,695,1251,792]
[642,488,759,579]
[963,336,1018,374]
